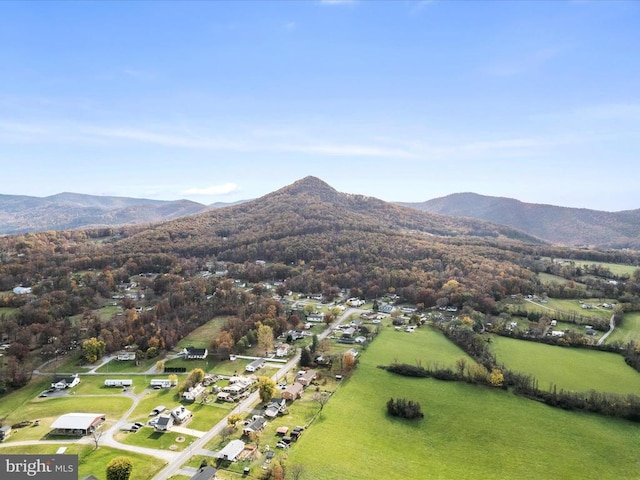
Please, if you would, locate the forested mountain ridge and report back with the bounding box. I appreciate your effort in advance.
[113,176,544,259]
[0,192,210,234]
[402,193,640,249]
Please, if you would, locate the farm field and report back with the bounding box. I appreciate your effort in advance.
[508,297,614,325]
[490,335,640,394]
[607,311,640,345]
[536,272,575,285]
[570,260,639,277]
[287,327,640,480]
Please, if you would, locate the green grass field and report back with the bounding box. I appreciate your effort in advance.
[286,327,640,480]
[115,428,197,452]
[607,311,640,345]
[536,272,575,285]
[491,335,640,394]
[2,395,133,443]
[95,357,157,373]
[571,260,639,277]
[0,444,164,480]
[509,298,613,325]
[175,317,229,350]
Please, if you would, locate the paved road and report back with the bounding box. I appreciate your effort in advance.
[597,314,616,345]
[151,307,360,480]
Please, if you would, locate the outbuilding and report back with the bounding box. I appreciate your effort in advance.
[50,413,105,436]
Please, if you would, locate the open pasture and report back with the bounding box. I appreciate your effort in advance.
[491,335,640,394]
[607,311,640,345]
[287,327,640,480]
[571,260,639,277]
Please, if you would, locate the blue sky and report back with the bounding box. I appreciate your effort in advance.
[1,0,639,211]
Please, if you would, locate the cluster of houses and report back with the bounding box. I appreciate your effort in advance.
[152,405,192,432]
[217,376,256,403]
[281,369,317,402]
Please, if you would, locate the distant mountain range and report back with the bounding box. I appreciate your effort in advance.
[1,183,638,249]
[401,193,640,249]
[0,193,212,234]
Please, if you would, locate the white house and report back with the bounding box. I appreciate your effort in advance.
[171,406,191,423]
[104,379,133,387]
[51,374,80,390]
[182,383,206,402]
[154,414,174,432]
[245,358,265,373]
[216,439,245,462]
[116,352,136,361]
[182,347,208,360]
[12,286,32,295]
[150,379,174,389]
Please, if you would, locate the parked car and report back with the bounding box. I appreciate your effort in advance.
[276,441,289,449]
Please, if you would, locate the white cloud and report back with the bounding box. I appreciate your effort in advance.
[484,46,564,77]
[182,183,239,196]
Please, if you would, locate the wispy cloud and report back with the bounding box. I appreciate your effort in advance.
[319,0,356,5]
[183,183,239,196]
[484,46,563,77]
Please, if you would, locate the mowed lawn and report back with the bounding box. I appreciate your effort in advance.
[0,444,164,480]
[288,327,640,480]
[607,311,640,345]
[2,396,133,443]
[491,336,640,394]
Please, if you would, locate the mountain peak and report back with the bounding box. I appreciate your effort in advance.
[273,176,339,201]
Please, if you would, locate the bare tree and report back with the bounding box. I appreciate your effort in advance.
[312,391,330,412]
[91,428,104,450]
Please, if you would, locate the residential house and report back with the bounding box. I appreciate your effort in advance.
[296,369,317,387]
[150,379,174,389]
[216,439,245,462]
[154,414,174,432]
[245,358,265,373]
[243,415,267,436]
[116,352,136,361]
[182,383,206,402]
[306,312,325,323]
[275,343,291,357]
[104,379,133,387]
[171,406,191,424]
[379,304,394,314]
[281,382,304,401]
[190,466,218,480]
[264,398,287,419]
[51,374,80,390]
[184,347,208,360]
